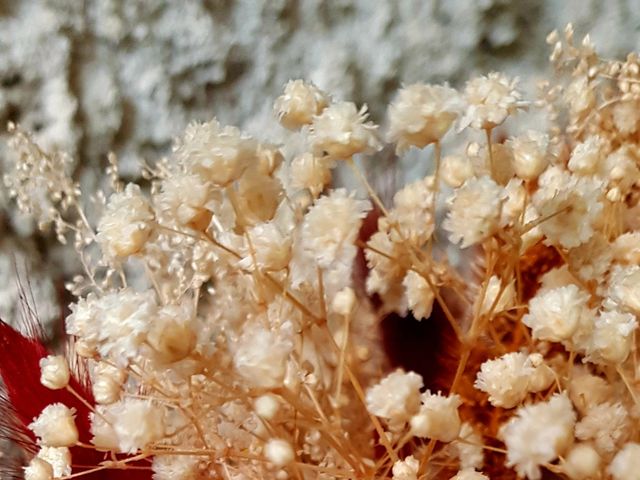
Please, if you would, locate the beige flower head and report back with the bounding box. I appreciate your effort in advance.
[274,79,329,130]
[309,101,382,159]
[387,83,461,152]
[461,72,524,130]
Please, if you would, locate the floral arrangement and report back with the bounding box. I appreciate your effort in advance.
[3,25,640,480]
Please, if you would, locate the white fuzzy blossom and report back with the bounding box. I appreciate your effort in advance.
[584,310,637,365]
[451,423,484,470]
[402,270,435,320]
[508,131,550,180]
[309,101,381,159]
[233,323,294,389]
[292,189,370,296]
[174,118,257,186]
[444,175,504,248]
[410,391,462,442]
[97,183,154,259]
[29,404,78,447]
[92,361,126,405]
[608,442,640,480]
[392,455,419,480]
[274,79,329,129]
[91,399,165,454]
[155,172,212,230]
[500,393,576,480]
[522,285,593,344]
[441,154,475,188]
[23,458,53,480]
[575,401,631,454]
[532,167,603,248]
[387,176,436,245]
[562,443,601,480]
[567,135,608,175]
[474,352,553,408]
[366,370,423,428]
[607,265,640,313]
[387,83,461,152]
[449,470,489,480]
[264,438,295,467]
[37,447,72,478]
[39,355,70,390]
[66,289,158,366]
[461,72,524,130]
[152,455,201,480]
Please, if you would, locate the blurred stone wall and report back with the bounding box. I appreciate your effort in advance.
[0,0,639,334]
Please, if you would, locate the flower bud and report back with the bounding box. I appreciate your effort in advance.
[39,355,70,390]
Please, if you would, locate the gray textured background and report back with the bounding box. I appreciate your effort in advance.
[0,0,639,335]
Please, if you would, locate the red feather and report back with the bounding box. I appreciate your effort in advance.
[0,321,151,479]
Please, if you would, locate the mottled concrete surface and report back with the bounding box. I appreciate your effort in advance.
[1,0,639,332]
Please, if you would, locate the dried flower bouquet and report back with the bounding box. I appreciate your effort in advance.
[3,25,640,480]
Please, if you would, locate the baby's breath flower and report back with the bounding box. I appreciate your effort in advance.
[309,101,381,159]
[174,118,257,186]
[606,265,640,313]
[92,362,125,405]
[608,442,640,480]
[443,175,504,248]
[461,72,524,130]
[500,393,576,480]
[242,221,292,271]
[567,135,608,175]
[91,399,165,454]
[474,352,552,408]
[452,423,484,470]
[233,323,294,389]
[155,172,213,231]
[532,167,603,248]
[441,154,475,188]
[365,370,423,429]
[402,270,435,320]
[584,310,637,365]
[39,355,70,390]
[29,404,79,447]
[274,79,329,130]
[289,152,334,197]
[264,438,295,467]
[147,302,197,363]
[97,183,154,259]
[392,455,419,480]
[152,455,200,480]
[575,401,631,454]
[562,443,601,480]
[387,83,461,152]
[388,175,436,245]
[508,131,550,180]
[450,470,489,480]
[410,391,462,442]
[23,457,53,480]
[66,289,157,366]
[523,284,594,344]
[37,447,72,478]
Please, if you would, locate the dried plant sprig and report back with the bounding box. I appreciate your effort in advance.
[3,27,640,480]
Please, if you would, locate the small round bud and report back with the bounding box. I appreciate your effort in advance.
[265,438,295,467]
[24,458,53,480]
[39,355,70,390]
[254,394,280,420]
[563,443,601,479]
[331,287,356,316]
